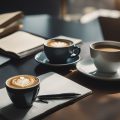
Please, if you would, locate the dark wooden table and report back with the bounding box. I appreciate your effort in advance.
[1,15,120,120]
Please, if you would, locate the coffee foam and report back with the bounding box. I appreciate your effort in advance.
[95,47,120,52]
[6,75,39,89]
[47,40,70,47]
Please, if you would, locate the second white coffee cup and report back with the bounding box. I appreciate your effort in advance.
[90,41,120,73]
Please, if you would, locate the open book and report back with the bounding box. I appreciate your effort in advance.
[0,11,23,37]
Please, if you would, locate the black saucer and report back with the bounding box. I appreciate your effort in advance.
[35,51,81,67]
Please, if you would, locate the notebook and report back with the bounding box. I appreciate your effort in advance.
[0,11,23,38]
[0,31,45,58]
[0,22,23,38]
[0,72,92,120]
[0,11,23,28]
[0,31,82,59]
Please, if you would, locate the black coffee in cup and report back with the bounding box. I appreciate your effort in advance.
[44,39,80,64]
[6,75,40,108]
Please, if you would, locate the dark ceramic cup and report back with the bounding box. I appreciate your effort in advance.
[44,39,81,64]
[5,75,40,108]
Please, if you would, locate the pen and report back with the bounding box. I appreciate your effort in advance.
[36,93,81,100]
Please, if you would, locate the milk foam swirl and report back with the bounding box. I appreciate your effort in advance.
[49,41,69,47]
[11,77,34,88]
[6,75,39,89]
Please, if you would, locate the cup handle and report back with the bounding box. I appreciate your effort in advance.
[33,86,40,101]
[70,46,81,58]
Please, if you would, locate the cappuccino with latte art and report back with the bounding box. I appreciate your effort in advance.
[44,39,80,63]
[6,75,40,108]
[6,75,39,89]
[47,40,70,47]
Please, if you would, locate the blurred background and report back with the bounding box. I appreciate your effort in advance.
[0,0,120,22]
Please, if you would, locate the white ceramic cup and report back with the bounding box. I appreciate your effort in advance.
[90,41,120,73]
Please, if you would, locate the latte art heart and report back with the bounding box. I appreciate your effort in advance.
[6,75,39,89]
[49,41,69,47]
[47,40,71,48]
[11,77,34,88]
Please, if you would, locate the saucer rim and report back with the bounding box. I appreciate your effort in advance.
[76,57,120,81]
[35,51,81,67]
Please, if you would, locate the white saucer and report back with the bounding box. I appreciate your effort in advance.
[35,51,81,67]
[76,57,120,81]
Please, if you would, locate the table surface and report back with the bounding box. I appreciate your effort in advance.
[1,15,120,120]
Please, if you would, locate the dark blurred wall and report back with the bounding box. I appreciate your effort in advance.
[0,0,60,16]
